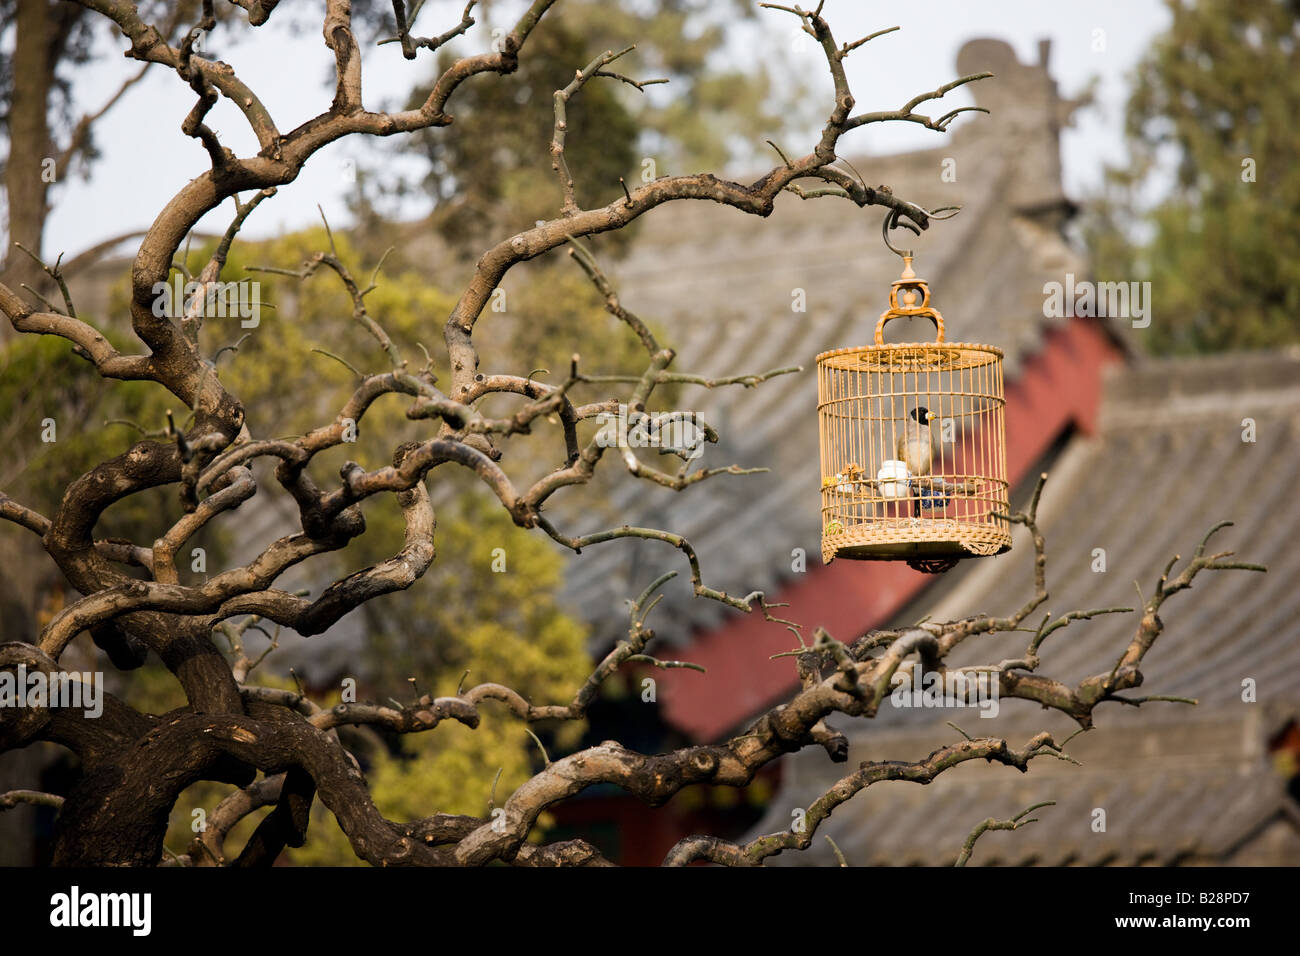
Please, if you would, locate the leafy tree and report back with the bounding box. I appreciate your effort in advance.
[1084,0,1300,353]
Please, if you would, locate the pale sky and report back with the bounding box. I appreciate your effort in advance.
[33,0,1171,261]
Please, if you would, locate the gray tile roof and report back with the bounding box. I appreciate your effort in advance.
[934,351,1300,701]
[743,351,1300,864]
[752,709,1295,866]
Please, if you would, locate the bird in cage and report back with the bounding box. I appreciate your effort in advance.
[897,406,938,517]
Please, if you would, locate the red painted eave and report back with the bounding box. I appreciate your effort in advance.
[657,315,1124,742]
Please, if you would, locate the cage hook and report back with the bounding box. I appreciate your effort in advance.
[881,209,921,259]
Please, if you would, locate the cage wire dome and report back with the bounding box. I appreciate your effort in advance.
[817,232,1010,574]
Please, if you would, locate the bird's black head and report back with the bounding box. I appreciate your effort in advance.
[910,406,934,423]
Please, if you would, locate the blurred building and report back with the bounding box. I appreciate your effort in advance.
[552,39,1300,864]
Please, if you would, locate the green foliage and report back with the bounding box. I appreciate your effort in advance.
[290,490,591,865]
[475,257,655,399]
[210,227,459,444]
[282,488,591,866]
[0,322,177,541]
[1084,0,1300,353]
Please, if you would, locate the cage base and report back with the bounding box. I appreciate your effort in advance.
[821,517,1011,566]
[825,542,1009,561]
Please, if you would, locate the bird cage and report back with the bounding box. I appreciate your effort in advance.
[817,251,1010,574]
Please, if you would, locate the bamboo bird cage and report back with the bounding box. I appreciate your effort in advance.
[816,241,1011,574]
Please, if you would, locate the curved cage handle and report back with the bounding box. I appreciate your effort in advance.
[874,255,945,345]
